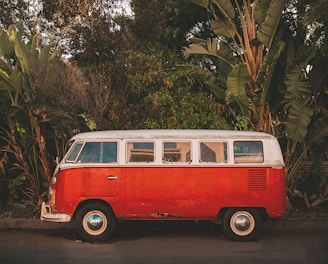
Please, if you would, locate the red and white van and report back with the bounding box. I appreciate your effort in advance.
[41,130,286,242]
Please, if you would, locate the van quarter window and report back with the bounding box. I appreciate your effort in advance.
[127,141,154,162]
[233,141,263,163]
[163,141,191,163]
[200,141,228,163]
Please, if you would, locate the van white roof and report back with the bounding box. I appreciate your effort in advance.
[70,129,277,141]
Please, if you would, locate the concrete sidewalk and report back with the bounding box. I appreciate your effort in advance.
[0,217,327,231]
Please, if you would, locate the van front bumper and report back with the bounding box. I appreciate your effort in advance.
[40,202,71,222]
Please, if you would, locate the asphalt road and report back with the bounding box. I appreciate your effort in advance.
[0,221,328,264]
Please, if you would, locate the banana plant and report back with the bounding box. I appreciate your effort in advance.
[283,40,328,188]
[184,0,286,132]
[184,1,328,195]
[0,23,54,205]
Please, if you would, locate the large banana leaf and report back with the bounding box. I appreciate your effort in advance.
[225,64,252,120]
[0,65,22,93]
[256,40,286,105]
[0,58,12,77]
[0,28,14,58]
[226,64,251,97]
[8,24,45,103]
[254,0,285,49]
[211,18,236,39]
[191,0,237,40]
[39,45,51,65]
[283,38,317,143]
[8,24,31,77]
[212,0,235,19]
[191,0,235,19]
[286,103,313,143]
[183,37,238,68]
[254,0,272,25]
[190,0,209,9]
[285,47,316,101]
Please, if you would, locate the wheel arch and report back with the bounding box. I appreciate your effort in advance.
[73,199,116,220]
[216,207,268,224]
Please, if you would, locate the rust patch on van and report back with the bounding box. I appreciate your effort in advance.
[151,211,182,219]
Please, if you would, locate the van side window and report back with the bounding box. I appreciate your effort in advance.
[102,142,118,162]
[200,142,227,163]
[233,141,263,163]
[77,142,117,163]
[127,142,154,162]
[163,141,191,163]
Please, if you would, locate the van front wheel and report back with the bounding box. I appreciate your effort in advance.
[76,202,115,242]
[222,208,260,241]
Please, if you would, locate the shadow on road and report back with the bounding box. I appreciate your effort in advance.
[41,220,223,243]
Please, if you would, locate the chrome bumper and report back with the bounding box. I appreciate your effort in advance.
[40,202,71,222]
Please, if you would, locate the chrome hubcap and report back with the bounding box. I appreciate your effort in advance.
[233,215,250,231]
[230,211,255,236]
[83,210,108,235]
[87,214,103,231]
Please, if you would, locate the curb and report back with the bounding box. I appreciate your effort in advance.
[0,218,327,231]
[0,219,74,230]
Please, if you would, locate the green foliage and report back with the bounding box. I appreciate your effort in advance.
[0,24,57,205]
[163,0,211,50]
[8,173,25,202]
[184,0,287,132]
[126,49,230,130]
[0,203,36,218]
[143,88,230,129]
[307,117,328,144]
[280,30,327,190]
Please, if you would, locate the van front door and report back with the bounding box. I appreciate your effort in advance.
[76,141,120,197]
[82,167,120,197]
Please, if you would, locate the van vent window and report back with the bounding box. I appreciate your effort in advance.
[199,142,227,163]
[234,141,263,163]
[127,142,154,162]
[66,143,83,162]
[163,141,191,163]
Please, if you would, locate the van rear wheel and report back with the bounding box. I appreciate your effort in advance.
[76,202,115,242]
[222,208,260,241]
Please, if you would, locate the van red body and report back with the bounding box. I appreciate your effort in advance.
[41,130,286,242]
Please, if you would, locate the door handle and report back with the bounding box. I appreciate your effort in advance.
[106,175,119,180]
